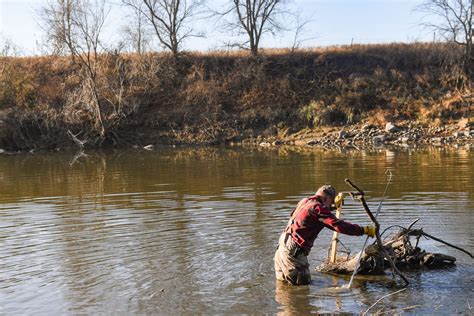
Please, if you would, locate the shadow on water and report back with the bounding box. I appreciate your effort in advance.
[0,146,472,314]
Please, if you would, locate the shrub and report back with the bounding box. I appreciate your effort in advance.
[299,100,347,127]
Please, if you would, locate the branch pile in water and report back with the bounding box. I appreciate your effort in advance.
[316,179,470,282]
[316,224,457,276]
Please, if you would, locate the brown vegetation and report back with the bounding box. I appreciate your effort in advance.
[0,42,471,150]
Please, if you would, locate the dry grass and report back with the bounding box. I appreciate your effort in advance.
[0,42,471,149]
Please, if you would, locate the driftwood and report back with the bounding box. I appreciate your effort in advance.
[345,179,409,285]
[316,179,468,281]
[317,224,457,275]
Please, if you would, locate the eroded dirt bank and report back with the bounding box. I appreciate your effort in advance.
[0,43,471,151]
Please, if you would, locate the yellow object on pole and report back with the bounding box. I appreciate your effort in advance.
[329,193,344,263]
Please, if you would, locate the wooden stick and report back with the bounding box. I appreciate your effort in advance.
[421,231,473,259]
[345,179,378,226]
[329,193,343,263]
[67,129,87,148]
[407,218,420,230]
[345,178,409,285]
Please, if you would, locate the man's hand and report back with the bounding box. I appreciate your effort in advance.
[363,225,376,237]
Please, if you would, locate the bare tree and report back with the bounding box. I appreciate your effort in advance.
[121,2,152,54]
[122,0,204,55]
[419,0,473,71]
[39,0,74,56]
[289,9,314,52]
[0,36,20,57]
[219,0,287,56]
[40,0,110,139]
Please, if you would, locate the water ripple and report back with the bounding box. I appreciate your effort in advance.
[0,148,472,314]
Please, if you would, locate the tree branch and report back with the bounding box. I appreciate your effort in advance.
[345,178,409,286]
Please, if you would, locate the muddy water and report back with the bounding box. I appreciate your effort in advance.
[0,147,472,314]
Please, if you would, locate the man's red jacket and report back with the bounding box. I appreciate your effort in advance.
[285,195,364,255]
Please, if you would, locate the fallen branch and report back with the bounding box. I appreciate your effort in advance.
[420,231,473,259]
[67,130,87,149]
[345,178,409,285]
[316,222,457,274]
[378,219,471,259]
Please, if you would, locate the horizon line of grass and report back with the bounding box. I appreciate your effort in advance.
[1,41,459,59]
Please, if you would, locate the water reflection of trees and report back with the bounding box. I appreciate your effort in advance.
[0,147,471,205]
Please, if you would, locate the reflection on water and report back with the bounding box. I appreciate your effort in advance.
[0,146,472,314]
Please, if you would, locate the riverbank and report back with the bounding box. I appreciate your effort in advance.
[240,119,473,149]
[0,43,472,151]
[2,119,471,154]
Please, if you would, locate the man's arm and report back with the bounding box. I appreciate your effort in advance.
[316,205,364,236]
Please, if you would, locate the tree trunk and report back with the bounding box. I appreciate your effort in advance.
[465,12,472,74]
[466,42,473,74]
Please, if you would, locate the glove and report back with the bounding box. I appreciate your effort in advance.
[334,193,344,209]
[363,225,376,237]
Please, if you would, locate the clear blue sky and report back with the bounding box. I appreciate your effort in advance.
[0,0,435,56]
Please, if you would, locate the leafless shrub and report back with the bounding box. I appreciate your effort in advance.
[40,0,111,140]
[0,36,21,57]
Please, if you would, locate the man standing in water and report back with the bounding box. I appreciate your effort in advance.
[274,185,375,285]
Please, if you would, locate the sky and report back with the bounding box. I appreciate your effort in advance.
[0,0,436,56]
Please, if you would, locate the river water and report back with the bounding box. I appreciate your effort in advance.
[0,146,472,314]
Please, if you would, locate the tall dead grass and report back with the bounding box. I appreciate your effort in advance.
[0,42,471,149]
